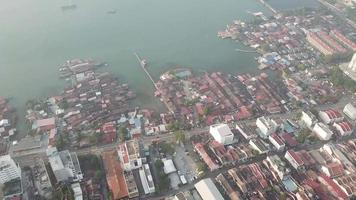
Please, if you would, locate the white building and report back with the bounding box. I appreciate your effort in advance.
[285,150,305,171]
[313,122,334,141]
[348,53,356,72]
[343,103,356,121]
[333,121,353,136]
[319,109,343,124]
[209,124,234,145]
[47,147,83,183]
[162,159,177,174]
[256,117,278,138]
[301,111,318,128]
[71,182,83,200]
[269,133,285,151]
[249,138,269,154]
[195,178,224,200]
[118,139,143,171]
[340,53,356,81]
[139,164,155,194]
[0,155,21,184]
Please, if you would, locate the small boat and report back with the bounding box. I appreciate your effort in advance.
[62,0,77,11]
[141,59,147,67]
[107,9,117,14]
[61,4,77,11]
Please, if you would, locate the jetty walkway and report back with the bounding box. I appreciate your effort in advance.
[134,52,174,113]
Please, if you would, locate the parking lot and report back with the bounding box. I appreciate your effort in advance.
[173,144,198,184]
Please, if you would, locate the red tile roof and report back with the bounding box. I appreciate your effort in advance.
[319,173,348,199]
[195,143,219,171]
[270,133,285,146]
[102,150,128,200]
[323,109,342,120]
[331,29,356,51]
[287,150,304,166]
[282,133,299,147]
[337,121,353,132]
[326,163,344,178]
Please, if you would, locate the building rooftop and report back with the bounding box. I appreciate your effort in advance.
[287,150,304,166]
[102,150,128,200]
[320,109,342,119]
[163,159,177,174]
[270,133,285,146]
[195,178,224,200]
[194,143,219,171]
[210,124,234,137]
[335,121,353,132]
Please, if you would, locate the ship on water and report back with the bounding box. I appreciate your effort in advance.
[61,0,77,11]
[141,59,147,68]
[107,9,117,14]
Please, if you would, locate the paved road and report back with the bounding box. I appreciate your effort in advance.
[71,95,356,199]
[74,95,354,156]
[147,130,356,200]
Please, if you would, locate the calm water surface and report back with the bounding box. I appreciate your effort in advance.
[0,0,318,134]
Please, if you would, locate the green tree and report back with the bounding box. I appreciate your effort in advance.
[155,159,164,169]
[167,122,180,131]
[159,142,175,155]
[297,63,306,71]
[203,106,212,116]
[196,161,207,173]
[95,170,104,180]
[58,100,69,110]
[296,129,310,143]
[119,127,129,141]
[174,131,185,144]
[56,134,67,151]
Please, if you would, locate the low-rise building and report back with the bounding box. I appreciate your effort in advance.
[194,143,219,171]
[333,174,356,197]
[343,103,356,121]
[102,150,129,200]
[118,139,142,171]
[210,124,234,145]
[266,155,290,181]
[163,159,177,174]
[321,162,344,178]
[0,155,21,184]
[313,122,334,141]
[256,116,278,138]
[319,109,343,124]
[195,178,224,200]
[269,133,285,151]
[333,121,353,136]
[9,135,49,167]
[139,164,155,194]
[71,182,83,200]
[235,123,257,140]
[249,138,269,154]
[47,147,83,183]
[285,150,304,171]
[301,111,318,128]
[216,174,241,200]
[32,117,56,132]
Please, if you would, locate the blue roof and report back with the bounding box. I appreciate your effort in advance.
[282,178,298,192]
[134,118,142,128]
[283,121,295,134]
